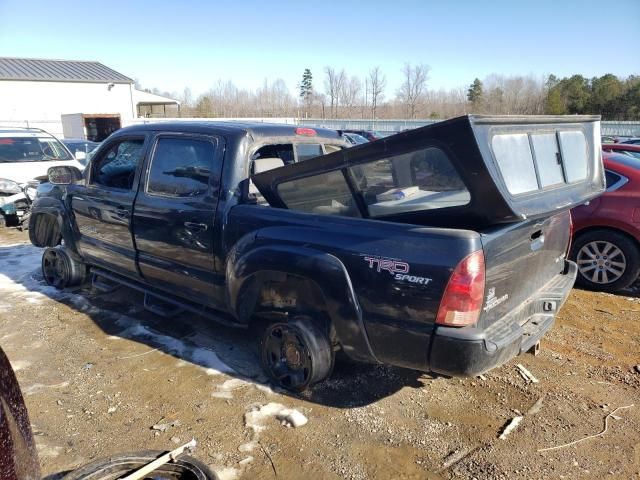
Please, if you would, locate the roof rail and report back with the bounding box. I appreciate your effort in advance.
[0,125,54,136]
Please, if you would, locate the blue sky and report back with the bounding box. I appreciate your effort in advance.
[1,0,638,98]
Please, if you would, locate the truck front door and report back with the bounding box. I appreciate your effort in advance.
[72,136,147,278]
[132,134,225,308]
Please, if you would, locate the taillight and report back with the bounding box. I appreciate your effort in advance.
[436,250,485,327]
[295,127,317,136]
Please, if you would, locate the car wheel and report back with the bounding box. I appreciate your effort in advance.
[260,317,334,392]
[41,246,87,289]
[571,229,640,292]
[61,450,218,479]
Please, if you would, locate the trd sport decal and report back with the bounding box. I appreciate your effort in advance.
[363,256,432,285]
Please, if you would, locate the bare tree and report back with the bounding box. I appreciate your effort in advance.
[396,63,430,118]
[339,76,362,117]
[324,67,346,118]
[369,66,387,119]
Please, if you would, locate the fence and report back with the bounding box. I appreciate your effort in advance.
[299,118,640,137]
[2,117,640,139]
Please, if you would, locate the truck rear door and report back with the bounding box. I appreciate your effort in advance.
[132,133,225,308]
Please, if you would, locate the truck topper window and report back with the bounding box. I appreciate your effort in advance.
[491,129,589,195]
[275,146,469,218]
[277,170,361,217]
[147,137,216,198]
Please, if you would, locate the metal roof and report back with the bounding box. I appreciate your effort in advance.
[0,57,133,84]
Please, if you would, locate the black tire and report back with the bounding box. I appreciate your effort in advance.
[260,316,334,391]
[41,246,87,289]
[570,229,640,292]
[62,450,218,480]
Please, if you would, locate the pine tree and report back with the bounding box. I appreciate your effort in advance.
[467,78,483,109]
[300,69,313,101]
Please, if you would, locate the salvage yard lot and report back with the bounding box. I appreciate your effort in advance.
[1,228,639,479]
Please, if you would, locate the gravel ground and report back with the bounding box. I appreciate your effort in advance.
[0,228,639,479]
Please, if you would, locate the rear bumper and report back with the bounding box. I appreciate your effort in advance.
[429,260,577,377]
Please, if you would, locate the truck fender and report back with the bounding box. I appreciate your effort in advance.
[226,243,379,364]
[28,196,80,255]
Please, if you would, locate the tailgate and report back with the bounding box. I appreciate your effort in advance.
[252,115,605,230]
[478,210,571,329]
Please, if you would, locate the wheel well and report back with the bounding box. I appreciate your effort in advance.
[30,213,62,247]
[573,226,640,252]
[241,273,334,339]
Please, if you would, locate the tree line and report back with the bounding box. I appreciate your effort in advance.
[140,68,640,120]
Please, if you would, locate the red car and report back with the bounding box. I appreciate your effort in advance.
[570,152,640,292]
[602,142,640,160]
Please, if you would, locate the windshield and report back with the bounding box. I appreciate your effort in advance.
[0,136,73,163]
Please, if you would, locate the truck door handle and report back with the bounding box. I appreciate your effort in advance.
[530,229,545,250]
[115,207,129,218]
[184,222,208,232]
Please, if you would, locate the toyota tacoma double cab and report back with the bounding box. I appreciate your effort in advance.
[29,117,604,391]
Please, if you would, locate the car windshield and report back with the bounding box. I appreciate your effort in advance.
[0,136,73,163]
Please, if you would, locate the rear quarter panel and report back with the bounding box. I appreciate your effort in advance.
[225,205,481,370]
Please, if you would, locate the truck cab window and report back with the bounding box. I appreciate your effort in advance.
[147,137,215,197]
[253,144,294,165]
[295,143,323,162]
[91,139,144,190]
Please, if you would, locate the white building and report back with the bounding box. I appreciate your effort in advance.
[0,57,179,140]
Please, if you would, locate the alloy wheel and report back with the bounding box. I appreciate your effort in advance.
[576,240,627,285]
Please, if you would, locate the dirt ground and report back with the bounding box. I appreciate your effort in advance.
[0,228,639,480]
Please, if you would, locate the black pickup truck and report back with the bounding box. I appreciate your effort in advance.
[29,116,604,391]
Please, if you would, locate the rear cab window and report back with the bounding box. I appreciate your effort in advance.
[248,140,346,204]
[252,142,344,166]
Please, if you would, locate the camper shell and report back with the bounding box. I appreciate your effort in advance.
[253,115,604,230]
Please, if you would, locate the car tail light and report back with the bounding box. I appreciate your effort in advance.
[436,250,485,327]
[295,127,317,136]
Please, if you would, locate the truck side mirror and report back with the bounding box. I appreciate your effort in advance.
[48,166,84,185]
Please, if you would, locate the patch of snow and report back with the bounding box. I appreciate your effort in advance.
[212,466,240,480]
[238,441,257,453]
[244,403,308,433]
[0,244,86,309]
[278,409,308,428]
[115,317,235,376]
[254,383,280,395]
[212,378,249,399]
